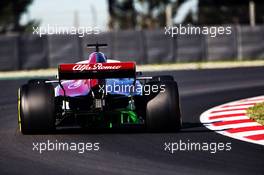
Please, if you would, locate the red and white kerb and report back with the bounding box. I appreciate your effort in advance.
[200,96,264,146]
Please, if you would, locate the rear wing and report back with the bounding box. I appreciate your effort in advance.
[58,62,136,80]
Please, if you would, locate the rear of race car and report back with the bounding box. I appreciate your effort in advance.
[18,44,181,134]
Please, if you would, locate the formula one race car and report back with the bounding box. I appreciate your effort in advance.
[18,43,181,134]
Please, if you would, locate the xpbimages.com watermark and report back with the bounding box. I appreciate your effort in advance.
[165,24,232,38]
[98,83,165,95]
[32,24,100,37]
[32,140,100,154]
[164,140,232,154]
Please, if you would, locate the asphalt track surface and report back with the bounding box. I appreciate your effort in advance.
[0,67,264,175]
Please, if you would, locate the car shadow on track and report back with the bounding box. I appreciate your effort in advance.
[18,122,219,135]
[180,122,226,133]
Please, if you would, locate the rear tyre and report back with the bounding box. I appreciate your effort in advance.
[18,80,55,134]
[146,81,181,132]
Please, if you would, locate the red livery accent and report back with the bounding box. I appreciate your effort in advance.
[60,62,135,72]
[58,62,136,79]
[72,64,121,71]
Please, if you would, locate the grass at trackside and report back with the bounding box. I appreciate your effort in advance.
[247,102,264,126]
[0,60,264,80]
